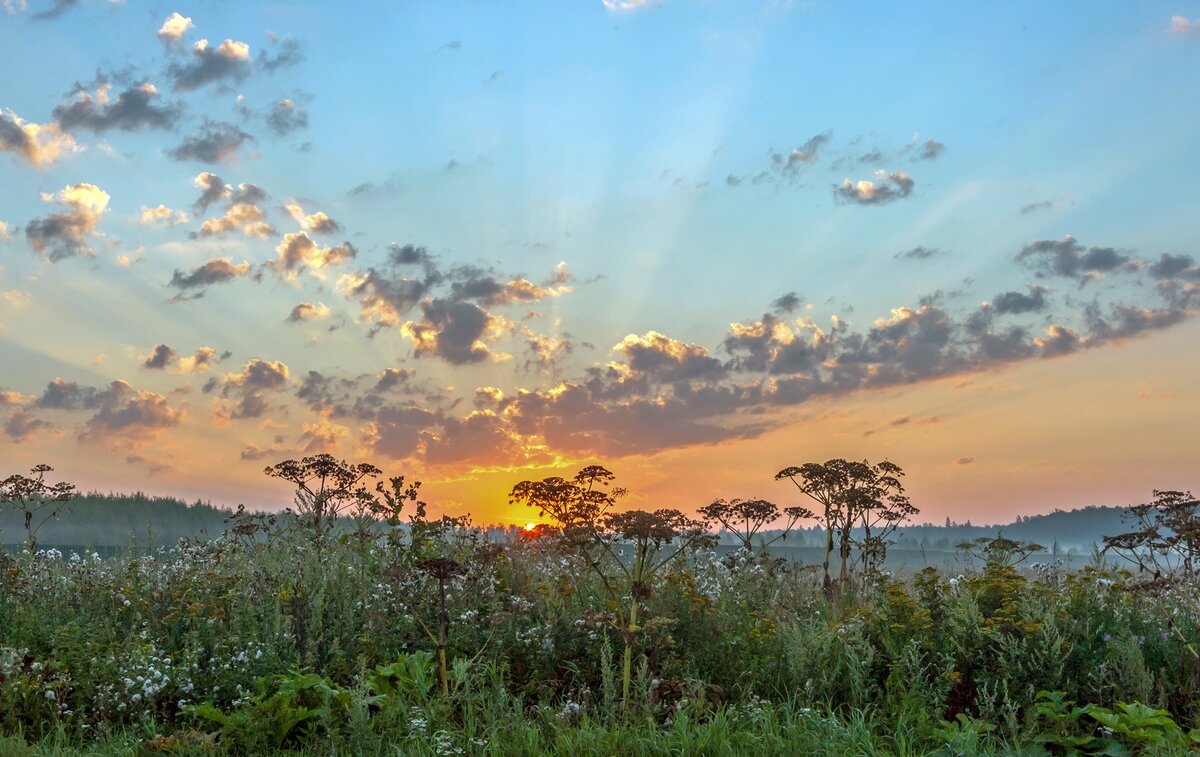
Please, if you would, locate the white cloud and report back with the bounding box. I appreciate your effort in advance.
[157,12,194,45]
[1170,15,1199,37]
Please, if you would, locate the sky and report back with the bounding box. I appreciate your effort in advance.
[1,0,1198,527]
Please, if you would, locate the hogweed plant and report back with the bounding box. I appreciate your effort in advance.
[0,464,77,553]
[775,458,918,599]
[697,498,813,553]
[510,466,714,708]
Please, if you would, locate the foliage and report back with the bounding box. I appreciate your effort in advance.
[1,473,1199,755]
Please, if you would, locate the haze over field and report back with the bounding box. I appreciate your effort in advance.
[1,1,1197,525]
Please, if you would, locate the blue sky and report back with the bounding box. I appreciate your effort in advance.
[1,0,1198,522]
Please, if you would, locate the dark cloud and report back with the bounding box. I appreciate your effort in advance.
[615,331,727,383]
[770,131,832,178]
[80,381,184,441]
[142,344,176,369]
[405,298,493,364]
[240,445,283,461]
[834,171,914,205]
[772,291,804,313]
[168,38,253,91]
[1148,253,1199,281]
[192,171,228,214]
[368,405,438,460]
[895,246,947,261]
[168,120,252,163]
[914,139,945,160]
[1016,236,1131,283]
[169,258,251,290]
[31,0,77,19]
[0,108,79,167]
[53,82,183,133]
[36,378,100,410]
[258,36,304,73]
[1035,324,1084,358]
[389,243,434,266]
[265,99,308,136]
[991,285,1050,315]
[1020,199,1059,215]
[219,359,290,419]
[4,410,52,441]
[422,411,518,465]
[25,183,109,262]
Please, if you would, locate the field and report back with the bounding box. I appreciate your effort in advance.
[1,464,1199,755]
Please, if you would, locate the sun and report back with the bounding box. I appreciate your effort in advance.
[523,523,536,532]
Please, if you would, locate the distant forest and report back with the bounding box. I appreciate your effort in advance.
[0,491,234,549]
[1,491,1134,552]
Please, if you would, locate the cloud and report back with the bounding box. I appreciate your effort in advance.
[1034,324,1085,358]
[771,131,832,177]
[990,285,1050,315]
[834,170,914,205]
[30,0,77,19]
[36,378,99,410]
[218,358,290,419]
[53,82,182,133]
[894,245,947,261]
[0,221,10,241]
[601,0,657,10]
[1170,15,1199,37]
[1148,253,1199,281]
[914,139,944,160]
[269,231,355,279]
[169,257,251,290]
[955,457,975,466]
[157,12,194,46]
[168,120,252,163]
[177,347,226,373]
[615,331,727,383]
[0,109,81,167]
[402,298,496,364]
[240,444,283,461]
[168,38,253,91]
[287,301,330,322]
[192,171,229,213]
[198,203,272,238]
[1019,198,1061,215]
[4,410,52,442]
[523,332,573,374]
[421,411,519,466]
[80,380,184,442]
[284,203,341,234]
[25,183,110,261]
[139,204,189,226]
[258,35,304,72]
[265,99,309,135]
[1016,235,1131,283]
[771,292,804,312]
[142,344,176,369]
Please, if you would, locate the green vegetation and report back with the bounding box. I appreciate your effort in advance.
[1,458,1198,755]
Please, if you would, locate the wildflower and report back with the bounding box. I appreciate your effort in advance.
[44,690,56,700]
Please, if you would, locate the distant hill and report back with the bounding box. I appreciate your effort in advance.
[724,505,1133,553]
[0,491,234,548]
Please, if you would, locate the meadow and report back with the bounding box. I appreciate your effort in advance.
[1,458,1198,756]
